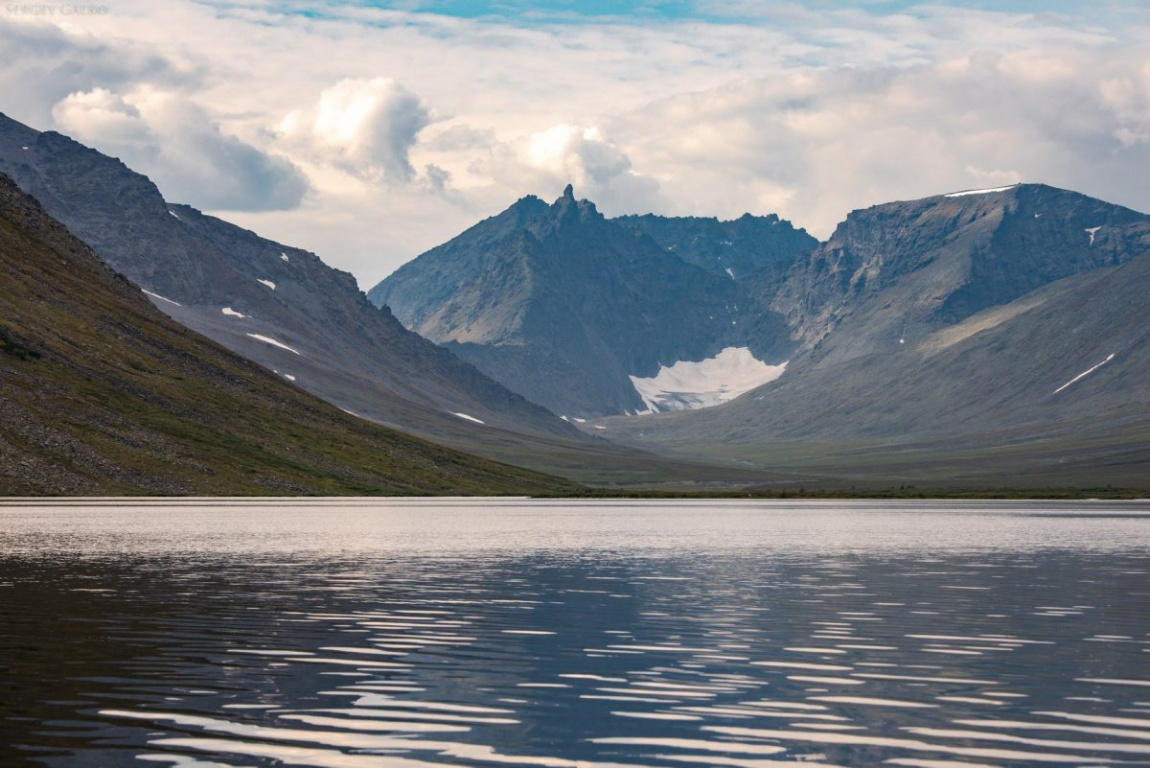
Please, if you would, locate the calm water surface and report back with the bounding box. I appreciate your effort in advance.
[1,499,1149,768]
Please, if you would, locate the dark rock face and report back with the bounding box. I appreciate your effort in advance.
[615,212,817,279]
[0,173,577,496]
[596,185,1150,486]
[604,248,1150,460]
[0,112,579,447]
[774,185,1150,371]
[375,178,1150,486]
[370,192,807,417]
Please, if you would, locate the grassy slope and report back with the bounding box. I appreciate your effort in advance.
[0,177,579,496]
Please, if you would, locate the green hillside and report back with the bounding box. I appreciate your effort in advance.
[0,175,579,496]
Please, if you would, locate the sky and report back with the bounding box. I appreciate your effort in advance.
[1,0,1148,288]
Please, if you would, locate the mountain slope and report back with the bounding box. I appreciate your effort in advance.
[370,186,807,417]
[0,113,580,450]
[772,184,1150,371]
[615,212,816,279]
[598,188,1150,488]
[0,174,579,496]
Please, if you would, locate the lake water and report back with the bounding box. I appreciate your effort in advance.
[2,499,1150,768]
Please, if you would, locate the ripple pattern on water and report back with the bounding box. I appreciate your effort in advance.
[0,500,1149,767]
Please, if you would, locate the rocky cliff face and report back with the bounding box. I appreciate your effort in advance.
[375,178,1150,486]
[615,212,816,279]
[773,184,1150,371]
[594,185,1150,487]
[371,186,805,417]
[0,112,580,448]
[600,246,1150,487]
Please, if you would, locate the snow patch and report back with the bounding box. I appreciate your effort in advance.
[725,267,735,280]
[594,425,606,430]
[168,210,180,220]
[21,146,29,151]
[1085,226,1101,246]
[283,373,297,382]
[142,290,181,307]
[257,279,276,290]
[280,252,290,262]
[1054,354,1115,395]
[221,307,247,318]
[453,412,485,425]
[629,347,788,412]
[944,184,1018,198]
[246,333,300,355]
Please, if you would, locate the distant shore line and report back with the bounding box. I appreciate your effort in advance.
[1,488,1147,502]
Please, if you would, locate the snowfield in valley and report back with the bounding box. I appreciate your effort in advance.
[630,347,787,412]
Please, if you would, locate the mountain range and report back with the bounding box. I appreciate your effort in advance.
[0,113,790,490]
[0,113,577,447]
[372,183,1150,489]
[0,173,575,495]
[370,185,813,417]
[1,110,1145,493]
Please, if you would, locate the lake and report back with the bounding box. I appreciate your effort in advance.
[1,499,1149,767]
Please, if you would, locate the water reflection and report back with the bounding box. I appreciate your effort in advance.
[0,500,1148,767]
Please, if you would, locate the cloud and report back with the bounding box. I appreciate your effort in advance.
[516,123,661,211]
[3,0,1149,282]
[0,21,199,128]
[606,46,1150,237]
[53,88,309,212]
[280,78,431,183]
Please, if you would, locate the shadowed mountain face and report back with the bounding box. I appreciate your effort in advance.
[0,114,800,490]
[0,113,581,451]
[600,249,1150,488]
[0,174,578,496]
[773,184,1150,373]
[596,186,1150,488]
[615,212,817,280]
[370,186,809,417]
[374,180,1150,488]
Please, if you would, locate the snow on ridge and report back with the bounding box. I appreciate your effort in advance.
[142,290,181,307]
[943,184,1019,198]
[1054,353,1115,395]
[221,307,247,318]
[629,347,787,413]
[453,412,485,425]
[257,279,276,290]
[1085,226,1101,246]
[246,333,300,355]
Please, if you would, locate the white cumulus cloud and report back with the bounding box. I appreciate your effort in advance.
[281,77,431,183]
[52,87,308,212]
